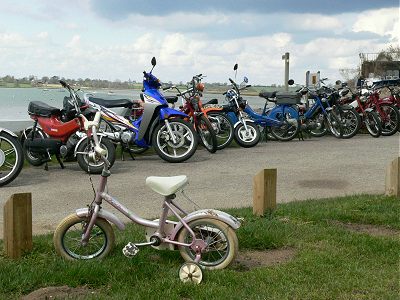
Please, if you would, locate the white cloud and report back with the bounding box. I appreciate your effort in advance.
[66,35,81,48]
[37,32,48,39]
[352,7,399,41]
[292,14,342,31]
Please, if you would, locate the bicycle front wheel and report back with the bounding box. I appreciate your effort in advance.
[53,214,115,260]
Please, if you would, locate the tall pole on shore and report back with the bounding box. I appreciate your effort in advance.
[282,52,289,91]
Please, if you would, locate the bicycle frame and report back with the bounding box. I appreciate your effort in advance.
[80,171,198,248]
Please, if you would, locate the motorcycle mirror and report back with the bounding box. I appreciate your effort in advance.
[243,76,248,83]
[335,80,342,85]
[288,79,294,86]
[151,57,156,66]
[233,63,238,71]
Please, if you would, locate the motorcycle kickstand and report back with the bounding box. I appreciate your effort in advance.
[298,130,304,141]
[44,161,49,171]
[55,154,65,169]
[126,147,135,161]
[120,146,125,161]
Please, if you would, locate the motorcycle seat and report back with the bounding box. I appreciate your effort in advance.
[28,101,61,117]
[146,175,188,196]
[259,91,277,101]
[165,96,178,104]
[88,97,133,108]
[203,98,218,105]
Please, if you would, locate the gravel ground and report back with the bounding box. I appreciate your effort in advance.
[0,134,398,238]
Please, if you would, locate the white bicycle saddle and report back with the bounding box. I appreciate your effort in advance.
[145,175,188,196]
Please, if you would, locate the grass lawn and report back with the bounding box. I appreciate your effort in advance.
[0,194,399,299]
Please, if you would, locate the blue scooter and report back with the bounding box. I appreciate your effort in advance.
[87,57,199,163]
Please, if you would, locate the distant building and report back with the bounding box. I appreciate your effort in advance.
[360,52,400,80]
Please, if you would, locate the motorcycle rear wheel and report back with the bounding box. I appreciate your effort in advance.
[0,132,24,186]
[196,115,217,153]
[22,128,47,166]
[207,111,234,150]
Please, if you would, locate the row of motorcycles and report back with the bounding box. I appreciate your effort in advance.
[1,58,399,187]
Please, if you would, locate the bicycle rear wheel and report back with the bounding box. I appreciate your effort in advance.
[177,218,238,270]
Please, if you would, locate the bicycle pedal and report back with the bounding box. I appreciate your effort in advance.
[122,242,139,258]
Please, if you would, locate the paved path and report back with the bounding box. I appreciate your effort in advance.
[0,134,398,238]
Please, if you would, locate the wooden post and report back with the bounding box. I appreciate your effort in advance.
[385,157,400,198]
[3,193,32,258]
[253,169,277,216]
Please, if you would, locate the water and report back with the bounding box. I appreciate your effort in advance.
[0,87,267,131]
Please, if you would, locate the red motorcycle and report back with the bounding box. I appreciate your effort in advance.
[21,80,116,173]
[366,89,400,136]
[339,88,382,137]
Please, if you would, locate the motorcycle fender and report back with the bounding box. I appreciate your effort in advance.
[379,98,394,105]
[364,108,374,113]
[169,209,241,243]
[20,126,47,144]
[159,107,188,120]
[76,207,126,230]
[0,128,18,138]
[73,133,107,156]
[233,119,254,128]
[340,104,353,110]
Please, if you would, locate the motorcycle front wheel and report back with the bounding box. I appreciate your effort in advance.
[339,107,361,139]
[76,136,116,174]
[0,132,24,187]
[379,104,400,136]
[53,214,115,260]
[152,119,198,163]
[326,110,343,138]
[364,111,382,138]
[234,121,260,148]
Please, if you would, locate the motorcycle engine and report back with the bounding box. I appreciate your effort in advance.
[121,131,134,144]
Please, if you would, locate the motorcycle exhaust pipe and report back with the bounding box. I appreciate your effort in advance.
[24,138,62,155]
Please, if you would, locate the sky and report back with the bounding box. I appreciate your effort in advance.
[0,0,398,85]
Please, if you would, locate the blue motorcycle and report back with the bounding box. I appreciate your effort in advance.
[220,64,261,148]
[292,82,344,138]
[87,57,198,163]
[246,89,301,141]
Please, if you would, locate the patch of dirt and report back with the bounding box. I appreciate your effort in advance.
[21,286,95,300]
[329,220,400,237]
[231,248,296,272]
[297,179,349,189]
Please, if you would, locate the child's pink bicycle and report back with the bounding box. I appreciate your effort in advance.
[53,111,240,284]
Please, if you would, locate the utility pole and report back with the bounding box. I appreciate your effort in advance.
[282,52,289,91]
